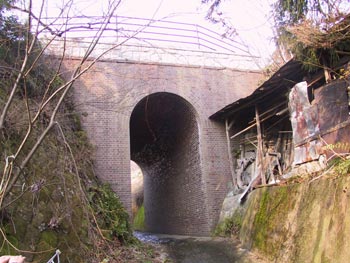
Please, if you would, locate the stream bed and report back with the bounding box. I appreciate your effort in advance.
[134,231,266,263]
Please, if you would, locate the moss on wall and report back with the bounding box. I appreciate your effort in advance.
[133,205,146,231]
[240,174,350,262]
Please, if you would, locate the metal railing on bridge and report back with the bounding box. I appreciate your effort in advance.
[41,15,250,55]
[40,15,261,69]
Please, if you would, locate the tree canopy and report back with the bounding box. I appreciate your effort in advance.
[274,0,350,71]
[202,0,350,72]
[274,0,347,25]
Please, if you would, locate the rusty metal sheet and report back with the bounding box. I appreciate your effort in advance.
[290,80,350,164]
[320,123,350,158]
[313,80,349,132]
[289,82,321,163]
[289,81,320,146]
[294,140,323,165]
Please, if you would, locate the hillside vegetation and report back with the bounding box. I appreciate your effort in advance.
[0,5,161,263]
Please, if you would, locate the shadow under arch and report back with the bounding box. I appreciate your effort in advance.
[129,92,208,235]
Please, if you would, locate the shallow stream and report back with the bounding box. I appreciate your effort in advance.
[134,231,264,263]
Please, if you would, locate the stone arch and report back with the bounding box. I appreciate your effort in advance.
[129,92,209,235]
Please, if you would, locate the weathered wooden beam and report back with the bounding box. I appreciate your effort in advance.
[248,101,286,125]
[225,119,237,188]
[230,109,286,139]
[256,105,266,185]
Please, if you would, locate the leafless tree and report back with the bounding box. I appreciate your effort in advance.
[0,0,125,210]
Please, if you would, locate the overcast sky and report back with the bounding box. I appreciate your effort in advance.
[29,0,276,62]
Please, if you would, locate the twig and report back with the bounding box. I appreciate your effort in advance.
[4,1,122,201]
[0,227,54,254]
[308,164,335,184]
[145,96,157,141]
[56,122,110,242]
[318,135,346,161]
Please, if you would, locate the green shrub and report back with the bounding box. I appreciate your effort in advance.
[88,184,134,244]
[334,158,350,175]
[214,210,243,237]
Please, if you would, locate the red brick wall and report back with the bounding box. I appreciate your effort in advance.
[63,59,261,235]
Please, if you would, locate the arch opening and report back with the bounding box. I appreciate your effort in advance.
[129,92,207,235]
[130,161,145,231]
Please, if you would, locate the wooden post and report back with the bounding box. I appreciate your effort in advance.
[225,119,237,188]
[255,105,266,185]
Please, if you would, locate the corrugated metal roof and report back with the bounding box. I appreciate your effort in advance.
[210,59,306,121]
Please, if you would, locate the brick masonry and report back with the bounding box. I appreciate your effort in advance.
[62,58,261,236]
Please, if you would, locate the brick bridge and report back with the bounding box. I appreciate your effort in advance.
[48,17,262,235]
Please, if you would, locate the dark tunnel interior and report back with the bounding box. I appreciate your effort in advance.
[129,92,208,235]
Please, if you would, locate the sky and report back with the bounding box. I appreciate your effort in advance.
[117,0,276,57]
[28,0,277,63]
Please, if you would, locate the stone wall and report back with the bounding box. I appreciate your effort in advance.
[240,175,350,263]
